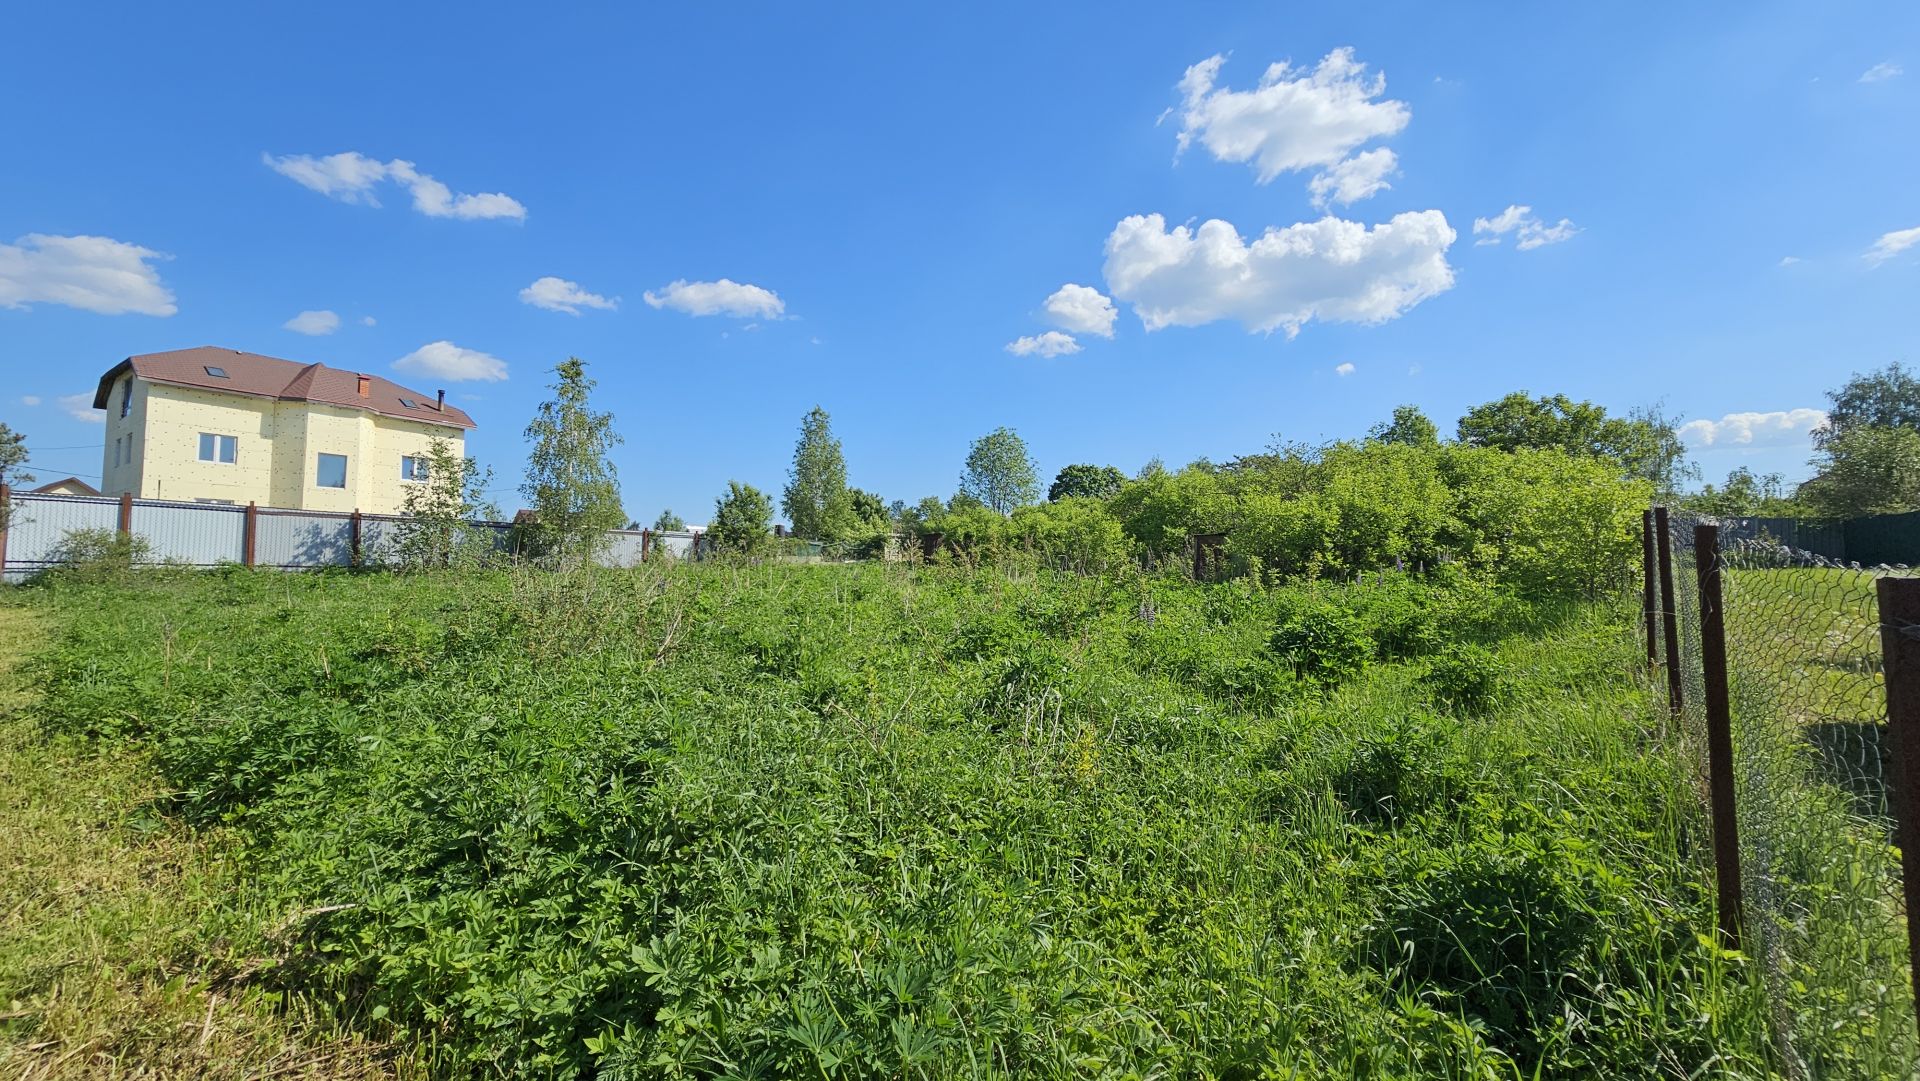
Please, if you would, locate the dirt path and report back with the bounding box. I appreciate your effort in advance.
[0,603,405,1080]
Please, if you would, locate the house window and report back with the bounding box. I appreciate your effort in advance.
[316,453,348,489]
[112,437,122,467]
[120,382,131,418]
[197,433,237,464]
[204,365,229,378]
[400,455,429,482]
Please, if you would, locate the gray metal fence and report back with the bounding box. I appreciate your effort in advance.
[0,489,709,581]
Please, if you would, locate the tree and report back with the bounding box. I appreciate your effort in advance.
[1048,464,1126,502]
[1798,426,1920,518]
[960,427,1039,514]
[521,358,625,563]
[1816,363,1920,448]
[394,438,495,570]
[710,481,774,554]
[1456,392,1693,493]
[0,423,29,530]
[1686,467,1793,517]
[1367,405,1440,447]
[781,406,853,540]
[652,509,686,531]
[848,488,888,529]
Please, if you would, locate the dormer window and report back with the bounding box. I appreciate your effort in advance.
[399,397,417,409]
[204,365,229,378]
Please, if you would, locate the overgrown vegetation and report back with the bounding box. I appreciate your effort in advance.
[8,553,1800,1079]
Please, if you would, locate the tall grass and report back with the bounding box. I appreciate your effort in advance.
[11,561,1789,1078]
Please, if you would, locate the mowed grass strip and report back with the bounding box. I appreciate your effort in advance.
[0,603,411,1081]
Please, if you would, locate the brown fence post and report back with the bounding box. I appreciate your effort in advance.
[118,491,134,537]
[641,528,652,561]
[1693,522,1744,950]
[1874,575,1920,1040]
[1643,509,1659,671]
[1655,506,1684,715]
[349,509,363,567]
[0,483,10,577]
[243,501,258,567]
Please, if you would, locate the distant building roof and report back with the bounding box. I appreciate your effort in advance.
[91,346,476,429]
[30,476,102,497]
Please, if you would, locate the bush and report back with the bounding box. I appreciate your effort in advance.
[1268,604,1373,686]
[1423,643,1512,715]
[43,527,152,582]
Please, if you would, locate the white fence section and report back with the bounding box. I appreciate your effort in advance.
[1,490,710,581]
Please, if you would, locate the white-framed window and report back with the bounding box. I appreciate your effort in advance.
[316,452,348,489]
[198,433,237,464]
[400,455,429,482]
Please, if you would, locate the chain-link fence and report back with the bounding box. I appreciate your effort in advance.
[1650,506,1918,1078]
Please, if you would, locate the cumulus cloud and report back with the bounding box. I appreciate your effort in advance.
[643,278,784,319]
[263,151,526,221]
[1860,61,1903,83]
[1006,331,1082,358]
[1335,362,1356,376]
[1679,408,1828,448]
[21,395,41,406]
[393,341,509,383]
[1175,48,1409,198]
[58,393,103,423]
[284,309,340,335]
[1309,148,1398,209]
[1778,256,1801,267]
[361,316,377,326]
[1473,205,1579,250]
[0,233,176,316]
[1866,225,1920,266]
[1102,210,1457,336]
[1043,283,1117,338]
[519,276,619,315]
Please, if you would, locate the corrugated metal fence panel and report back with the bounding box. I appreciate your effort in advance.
[256,511,353,568]
[651,530,701,560]
[4,495,122,579]
[1843,511,1920,567]
[600,531,647,567]
[358,516,400,566]
[136,500,245,566]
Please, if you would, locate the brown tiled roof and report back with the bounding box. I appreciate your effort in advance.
[90,346,477,429]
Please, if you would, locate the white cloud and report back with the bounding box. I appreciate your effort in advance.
[1472,205,1579,250]
[1778,256,1801,267]
[1043,283,1118,338]
[361,315,377,326]
[1866,225,1920,266]
[283,309,340,335]
[1679,408,1828,448]
[263,152,526,221]
[1102,210,1457,336]
[21,395,41,406]
[643,278,784,319]
[1175,48,1409,188]
[393,341,509,383]
[0,233,176,316]
[519,276,619,315]
[1309,148,1398,209]
[1006,331,1082,358]
[1860,61,1903,83]
[58,393,103,423]
[1334,362,1356,376]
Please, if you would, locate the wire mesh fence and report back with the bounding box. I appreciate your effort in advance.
[1651,506,1918,1079]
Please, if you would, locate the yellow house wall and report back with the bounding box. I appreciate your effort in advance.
[99,374,149,497]
[118,382,465,512]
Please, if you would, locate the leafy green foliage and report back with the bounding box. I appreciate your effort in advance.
[1815,362,1920,449]
[521,359,625,563]
[0,420,30,491]
[781,406,854,540]
[1367,404,1440,447]
[19,563,1807,1077]
[959,427,1039,514]
[1798,425,1920,518]
[651,509,685,531]
[1046,464,1125,502]
[394,438,496,571]
[40,528,152,583]
[710,481,774,554]
[1456,392,1692,493]
[1685,467,1798,517]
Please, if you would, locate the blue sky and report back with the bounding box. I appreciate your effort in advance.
[2,2,1915,523]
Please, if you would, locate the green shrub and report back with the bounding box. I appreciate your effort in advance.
[1423,643,1513,716]
[1268,604,1374,686]
[42,527,153,583]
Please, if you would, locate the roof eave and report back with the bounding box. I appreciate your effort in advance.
[91,358,134,410]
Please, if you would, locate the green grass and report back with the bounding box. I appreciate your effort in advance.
[0,560,1836,1077]
[0,604,411,1080]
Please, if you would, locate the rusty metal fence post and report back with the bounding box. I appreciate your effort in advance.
[118,491,134,538]
[1643,509,1659,671]
[1693,521,1744,950]
[1874,576,1920,1043]
[243,501,258,567]
[1654,506,1684,715]
[349,510,363,567]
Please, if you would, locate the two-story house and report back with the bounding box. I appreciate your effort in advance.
[93,346,476,514]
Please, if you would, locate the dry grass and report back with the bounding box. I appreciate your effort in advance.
[0,602,411,1080]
